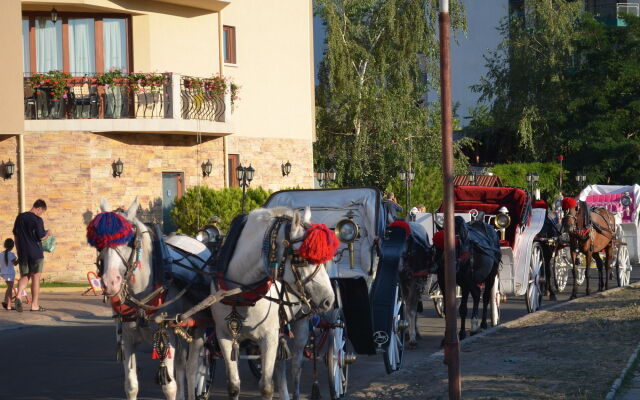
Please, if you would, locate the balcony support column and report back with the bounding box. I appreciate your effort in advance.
[18,134,25,212]
[171,73,182,120]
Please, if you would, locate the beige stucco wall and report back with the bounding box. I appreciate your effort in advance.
[221,0,315,141]
[0,0,25,135]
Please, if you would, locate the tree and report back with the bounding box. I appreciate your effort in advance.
[563,14,640,184]
[471,0,582,162]
[314,0,467,189]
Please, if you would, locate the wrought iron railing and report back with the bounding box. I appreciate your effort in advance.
[23,73,171,120]
[180,76,227,122]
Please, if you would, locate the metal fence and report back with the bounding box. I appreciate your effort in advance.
[180,76,227,122]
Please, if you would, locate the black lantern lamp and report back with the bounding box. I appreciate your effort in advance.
[575,170,587,187]
[51,7,58,23]
[400,168,416,213]
[4,159,15,179]
[201,159,212,177]
[281,161,292,177]
[316,168,336,188]
[237,163,255,214]
[112,158,124,178]
[468,170,477,185]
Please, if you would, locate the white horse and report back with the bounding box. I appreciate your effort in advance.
[98,198,206,400]
[211,207,335,400]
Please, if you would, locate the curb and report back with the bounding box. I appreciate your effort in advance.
[606,341,640,400]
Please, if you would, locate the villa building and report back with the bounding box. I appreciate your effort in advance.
[0,0,316,281]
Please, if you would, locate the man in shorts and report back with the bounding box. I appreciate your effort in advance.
[12,199,51,312]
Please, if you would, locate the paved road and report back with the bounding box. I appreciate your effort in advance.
[1,266,637,400]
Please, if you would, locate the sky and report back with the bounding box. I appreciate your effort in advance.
[312,0,508,127]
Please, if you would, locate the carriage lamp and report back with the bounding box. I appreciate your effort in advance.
[196,217,223,251]
[435,213,445,229]
[494,206,511,241]
[621,193,632,207]
[112,158,124,178]
[281,161,292,177]
[335,216,359,269]
[201,159,213,177]
[468,171,477,185]
[3,159,15,179]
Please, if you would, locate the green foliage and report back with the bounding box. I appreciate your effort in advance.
[386,164,445,214]
[171,186,272,235]
[314,0,467,190]
[492,162,565,202]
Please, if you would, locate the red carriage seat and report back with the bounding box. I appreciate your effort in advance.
[585,193,634,222]
[440,186,529,248]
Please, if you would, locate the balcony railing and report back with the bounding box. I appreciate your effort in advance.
[23,73,231,124]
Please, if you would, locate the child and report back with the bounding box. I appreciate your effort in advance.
[0,239,18,310]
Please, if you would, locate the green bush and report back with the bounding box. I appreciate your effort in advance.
[492,162,565,203]
[386,165,445,215]
[171,186,272,235]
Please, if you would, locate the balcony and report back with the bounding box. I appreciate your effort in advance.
[23,73,234,136]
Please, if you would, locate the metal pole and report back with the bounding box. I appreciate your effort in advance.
[439,1,461,398]
[406,178,410,216]
[241,180,247,214]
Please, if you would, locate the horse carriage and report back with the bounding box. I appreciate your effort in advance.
[417,185,549,327]
[264,187,418,398]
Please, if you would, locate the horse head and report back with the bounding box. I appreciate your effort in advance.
[91,197,153,297]
[561,197,580,235]
[236,207,335,314]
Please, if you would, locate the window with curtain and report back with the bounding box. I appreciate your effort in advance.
[35,17,63,73]
[223,26,236,64]
[22,19,30,75]
[68,18,96,75]
[23,14,130,76]
[103,18,127,72]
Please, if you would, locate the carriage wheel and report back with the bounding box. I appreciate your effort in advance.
[383,284,405,374]
[490,275,501,327]
[196,341,216,400]
[526,243,545,313]
[574,253,587,286]
[326,309,349,399]
[616,244,631,287]
[246,343,262,380]
[551,247,571,293]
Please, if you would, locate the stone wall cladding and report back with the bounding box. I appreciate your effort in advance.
[225,136,314,191]
[0,132,313,281]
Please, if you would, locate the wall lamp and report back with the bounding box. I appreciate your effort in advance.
[51,7,58,23]
[201,159,213,177]
[3,159,15,180]
[112,158,124,178]
[281,161,292,177]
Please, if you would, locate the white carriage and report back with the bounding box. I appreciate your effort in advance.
[265,187,408,399]
[417,186,548,325]
[577,184,636,286]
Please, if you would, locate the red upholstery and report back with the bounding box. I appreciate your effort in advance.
[439,186,529,248]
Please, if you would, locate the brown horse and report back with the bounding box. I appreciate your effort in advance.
[562,198,616,299]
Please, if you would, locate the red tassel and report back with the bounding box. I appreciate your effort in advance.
[152,348,160,359]
[562,197,577,210]
[298,224,340,264]
[389,220,411,237]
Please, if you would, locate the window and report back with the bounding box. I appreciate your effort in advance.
[22,13,131,75]
[223,25,236,64]
[228,154,239,187]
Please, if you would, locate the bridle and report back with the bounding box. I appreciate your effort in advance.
[96,228,143,300]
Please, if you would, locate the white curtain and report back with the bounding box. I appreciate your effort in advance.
[103,18,127,72]
[69,19,96,75]
[35,18,62,73]
[22,19,30,75]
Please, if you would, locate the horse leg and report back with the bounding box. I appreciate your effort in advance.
[218,336,241,400]
[480,268,497,330]
[401,274,418,349]
[275,360,289,400]
[544,246,557,300]
[160,343,178,400]
[570,250,578,299]
[605,243,613,290]
[469,285,481,335]
[593,252,604,292]
[290,318,309,400]
[173,339,187,400]
[458,286,469,340]
[258,333,278,400]
[185,328,206,400]
[122,335,139,400]
[585,251,593,296]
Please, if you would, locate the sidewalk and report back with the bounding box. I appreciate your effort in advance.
[616,364,640,399]
[0,289,112,332]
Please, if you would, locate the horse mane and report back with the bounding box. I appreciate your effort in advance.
[251,206,295,223]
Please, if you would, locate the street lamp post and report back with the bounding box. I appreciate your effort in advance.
[316,168,336,188]
[526,172,540,199]
[236,164,255,214]
[399,169,416,214]
[575,170,587,190]
[468,170,477,186]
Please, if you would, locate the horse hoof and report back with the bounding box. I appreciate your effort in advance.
[408,341,418,349]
